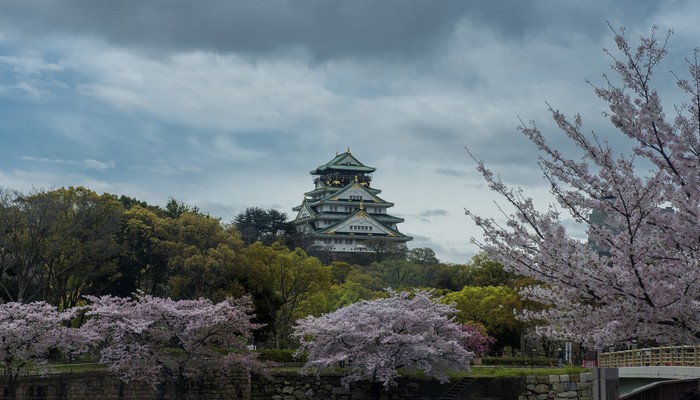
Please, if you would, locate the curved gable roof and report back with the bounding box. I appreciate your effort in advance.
[318,209,409,238]
[310,151,376,175]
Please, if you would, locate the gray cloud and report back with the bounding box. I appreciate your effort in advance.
[419,209,449,218]
[0,0,665,61]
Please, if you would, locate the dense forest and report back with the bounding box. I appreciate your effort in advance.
[0,186,535,352]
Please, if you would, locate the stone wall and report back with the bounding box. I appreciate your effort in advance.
[519,372,593,400]
[251,373,593,400]
[251,373,434,399]
[2,370,250,399]
[2,370,594,399]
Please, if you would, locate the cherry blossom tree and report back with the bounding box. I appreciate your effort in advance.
[466,26,700,346]
[293,289,472,388]
[82,294,264,398]
[0,302,87,400]
[459,324,496,357]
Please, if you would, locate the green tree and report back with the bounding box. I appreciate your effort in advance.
[242,243,331,348]
[406,247,439,265]
[233,207,294,246]
[465,253,519,287]
[0,187,122,304]
[363,238,406,262]
[325,280,380,311]
[366,259,421,288]
[119,205,176,297]
[44,187,123,308]
[167,214,247,301]
[164,197,200,219]
[444,285,525,352]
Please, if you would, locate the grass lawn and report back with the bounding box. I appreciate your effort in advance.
[454,365,591,378]
[276,365,591,379]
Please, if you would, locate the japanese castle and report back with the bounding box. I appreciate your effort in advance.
[292,149,412,253]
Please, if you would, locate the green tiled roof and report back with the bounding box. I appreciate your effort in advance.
[310,151,376,175]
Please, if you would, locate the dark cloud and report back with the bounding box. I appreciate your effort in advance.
[0,0,466,60]
[0,0,664,60]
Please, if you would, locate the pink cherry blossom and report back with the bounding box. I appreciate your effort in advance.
[0,302,87,399]
[466,26,700,346]
[82,294,265,390]
[294,289,473,388]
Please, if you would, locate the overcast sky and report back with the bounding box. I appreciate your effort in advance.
[1,0,699,263]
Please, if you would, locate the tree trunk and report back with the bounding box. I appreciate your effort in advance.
[370,381,382,400]
[174,370,187,400]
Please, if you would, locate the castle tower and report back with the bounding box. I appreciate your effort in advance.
[292,149,412,253]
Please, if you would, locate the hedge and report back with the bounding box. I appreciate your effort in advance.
[480,356,556,367]
[256,349,307,363]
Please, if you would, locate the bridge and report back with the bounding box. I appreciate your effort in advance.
[597,346,700,399]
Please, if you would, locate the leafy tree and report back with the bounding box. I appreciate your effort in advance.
[294,289,472,388]
[406,247,439,265]
[117,194,152,211]
[444,286,525,352]
[166,214,247,301]
[363,238,406,262]
[466,26,700,345]
[163,197,200,219]
[83,294,264,399]
[44,187,124,308]
[233,207,293,246]
[0,302,88,400]
[422,263,472,291]
[119,205,175,296]
[0,187,122,304]
[366,259,420,288]
[242,243,331,348]
[464,253,519,288]
[325,280,380,311]
[329,261,355,284]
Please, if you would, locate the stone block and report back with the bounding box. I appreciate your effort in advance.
[282,385,295,394]
[549,375,560,383]
[333,385,350,395]
[557,391,578,398]
[534,383,549,394]
[559,374,570,383]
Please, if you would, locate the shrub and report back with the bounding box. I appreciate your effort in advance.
[256,349,307,363]
[480,356,555,367]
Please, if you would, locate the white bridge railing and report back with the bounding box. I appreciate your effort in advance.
[598,346,700,368]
